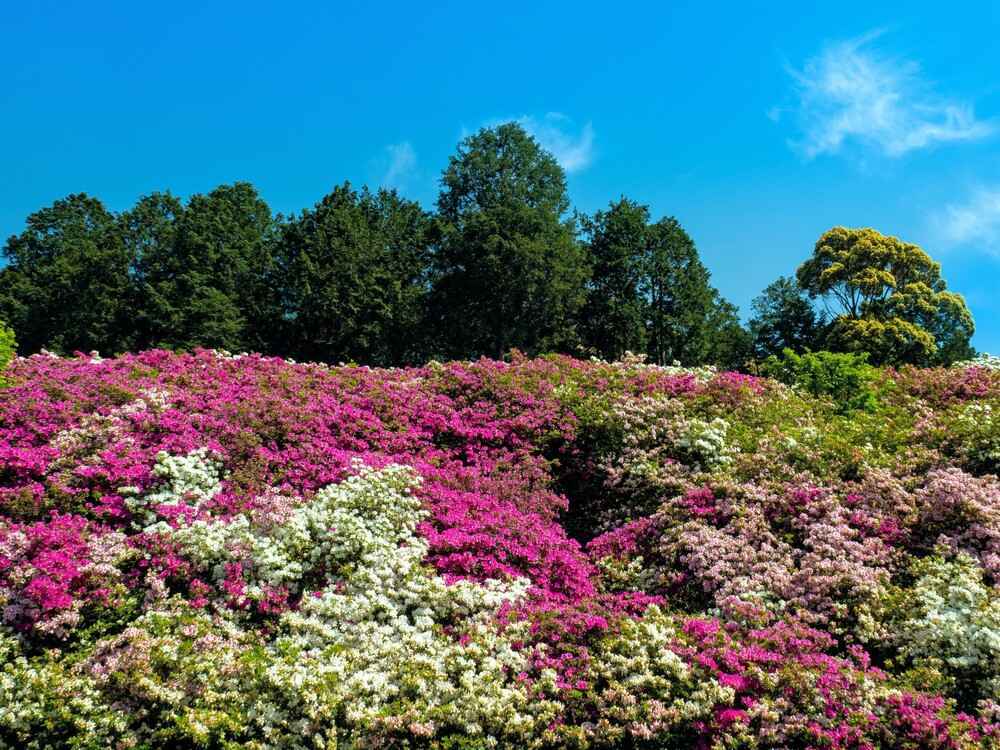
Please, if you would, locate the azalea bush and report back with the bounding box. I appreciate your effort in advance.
[2,348,1000,748]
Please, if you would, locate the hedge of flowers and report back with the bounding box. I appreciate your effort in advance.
[3,348,1000,748]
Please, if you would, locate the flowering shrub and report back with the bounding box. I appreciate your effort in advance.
[896,553,1000,709]
[1,349,999,748]
[954,353,1000,371]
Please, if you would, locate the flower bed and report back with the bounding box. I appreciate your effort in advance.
[2,349,1000,748]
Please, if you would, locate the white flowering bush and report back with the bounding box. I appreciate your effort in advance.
[898,553,1000,703]
[125,457,553,746]
[0,632,127,748]
[597,351,718,383]
[262,464,550,743]
[565,606,732,747]
[952,402,1000,473]
[953,353,1000,370]
[675,416,733,471]
[125,447,224,529]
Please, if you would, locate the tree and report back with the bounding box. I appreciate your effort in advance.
[797,227,974,365]
[705,292,753,370]
[0,194,133,354]
[579,198,648,360]
[748,276,823,359]
[139,183,279,352]
[428,123,588,359]
[120,192,185,350]
[642,217,746,367]
[276,183,431,365]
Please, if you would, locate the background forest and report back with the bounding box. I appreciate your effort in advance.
[0,123,975,370]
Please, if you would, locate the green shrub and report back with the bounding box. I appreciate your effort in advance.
[0,319,15,386]
[761,348,880,413]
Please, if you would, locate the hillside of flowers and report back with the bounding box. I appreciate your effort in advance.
[3,349,1000,748]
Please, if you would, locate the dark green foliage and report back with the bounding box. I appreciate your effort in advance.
[139,182,279,352]
[0,194,134,355]
[761,348,881,413]
[748,276,823,359]
[643,217,746,367]
[276,183,431,365]
[429,122,589,359]
[1,139,971,371]
[120,191,184,349]
[579,198,649,360]
[704,294,753,370]
[576,200,750,368]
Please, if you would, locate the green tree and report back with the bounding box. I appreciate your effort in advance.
[797,227,974,365]
[119,192,185,350]
[642,217,746,366]
[0,194,133,354]
[139,183,279,352]
[705,292,753,370]
[276,183,431,365]
[748,276,823,359]
[579,198,648,360]
[429,123,588,359]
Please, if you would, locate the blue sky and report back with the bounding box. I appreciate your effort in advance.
[3,1,1000,351]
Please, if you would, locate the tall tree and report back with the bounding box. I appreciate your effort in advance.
[797,227,974,365]
[748,276,823,359]
[0,194,133,354]
[579,198,648,360]
[429,123,588,359]
[276,183,431,365]
[705,292,753,370]
[140,183,279,352]
[642,217,745,366]
[119,192,184,350]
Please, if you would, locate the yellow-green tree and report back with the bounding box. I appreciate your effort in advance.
[797,227,974,365]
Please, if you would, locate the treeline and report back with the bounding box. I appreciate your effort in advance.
[0,123,976,368]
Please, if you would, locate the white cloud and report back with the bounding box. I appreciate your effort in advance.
[777,30,994,159]
[486,113,595,173]
[934,186,1000,253]
[381,141,417,188]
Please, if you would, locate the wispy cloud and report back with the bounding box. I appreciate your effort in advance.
[381,141,417,188]
[934,186,1000,253]
[484,113,595,173]
[775,30,994,159]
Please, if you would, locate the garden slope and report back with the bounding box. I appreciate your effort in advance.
[2,350,1000,748]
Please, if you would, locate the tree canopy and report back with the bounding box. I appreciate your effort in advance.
[276,183,431,365]
[579,198,649,360]
[0,194,133,355]
[0,136,979,370]
[797,226,974,365]
[749,276,824,359]
[643,217,748,367]
[429,123,588,359]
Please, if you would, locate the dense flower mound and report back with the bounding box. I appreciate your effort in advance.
[3,350,1000,748]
